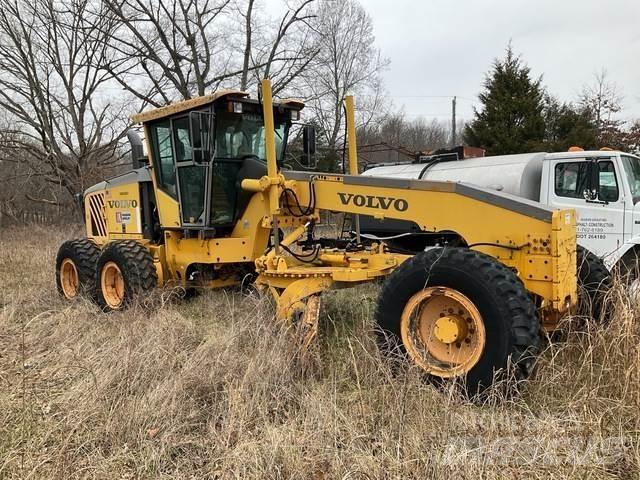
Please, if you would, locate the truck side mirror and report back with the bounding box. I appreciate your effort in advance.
[190,111,215,164]
[302,125,317,168]
[584,159,599,201]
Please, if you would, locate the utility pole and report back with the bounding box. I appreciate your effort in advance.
[451,96,457,147]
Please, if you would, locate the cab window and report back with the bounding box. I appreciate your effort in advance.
[214,112,287,162]
[172,115,206,224]
[621,155,640,203]
[172,116,192,162]
[555,162,589,198]
[148,120,177,197]
[598,161,619,202]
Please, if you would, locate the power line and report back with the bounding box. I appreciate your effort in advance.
[386,95,478,103]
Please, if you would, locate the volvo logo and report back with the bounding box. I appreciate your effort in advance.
[108,199,138,208]
[337,192,408,211]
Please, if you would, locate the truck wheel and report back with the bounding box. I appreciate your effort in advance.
[617,248,639,283]
[95,240,158,311]
[55,239,100,300]
[375,248,541,395]
[577,246,613,322]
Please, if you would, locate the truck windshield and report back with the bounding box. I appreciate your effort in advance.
[621,155,640,203]
[214,111,287,162]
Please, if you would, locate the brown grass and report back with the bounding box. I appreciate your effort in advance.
[1,225,639,479]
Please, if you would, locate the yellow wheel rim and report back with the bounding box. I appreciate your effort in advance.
[400,286,486,378]
[60,258,79,299]
[101,261,125,309]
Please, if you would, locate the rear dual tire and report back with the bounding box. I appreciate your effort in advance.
[95,240,158,311]
[55,239,101,300]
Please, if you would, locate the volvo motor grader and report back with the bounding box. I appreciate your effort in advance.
[55,80,579,393]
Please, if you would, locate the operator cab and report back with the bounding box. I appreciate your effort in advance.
[139,91,307,233]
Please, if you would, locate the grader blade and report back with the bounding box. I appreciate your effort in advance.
[297,294,321,350]
[265,277,329,350]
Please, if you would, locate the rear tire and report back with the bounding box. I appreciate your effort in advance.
[95,240,158,311]
[375,247,541,396]
[55,239,100,300]
[577,246,612,322]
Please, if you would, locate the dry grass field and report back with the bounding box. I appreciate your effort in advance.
[1,225,639,479]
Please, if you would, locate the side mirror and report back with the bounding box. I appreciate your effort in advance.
[190,111,215,164]
[583,188,598,201]
[302,125,317,168]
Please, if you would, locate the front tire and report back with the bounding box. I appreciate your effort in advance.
[55,239,100,300]
[95,240,158,311]
[375,248,541,395]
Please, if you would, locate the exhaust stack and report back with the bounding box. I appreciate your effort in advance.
[127,130,145,169]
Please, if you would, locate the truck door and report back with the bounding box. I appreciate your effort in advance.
[549,157,624,260]
[620,154,640,240]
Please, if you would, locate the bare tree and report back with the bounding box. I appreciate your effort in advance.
[101,0,318,106]
[302,0,389,151]
[241,0,319,95]
[357,111,450,164]
[0,0,128,204]
[579,69,624,143]
[101,0,238,106]
[239,0,256,91]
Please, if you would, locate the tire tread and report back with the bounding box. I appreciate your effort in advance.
[375,247,541,392]
[56,238,101,298]
[96,240,158,309]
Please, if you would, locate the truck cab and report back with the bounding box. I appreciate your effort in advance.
[542,150,640,269]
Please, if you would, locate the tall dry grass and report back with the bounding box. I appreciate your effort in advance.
[0,225,639,479]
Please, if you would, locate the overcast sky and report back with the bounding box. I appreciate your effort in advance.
[363,0,640,124]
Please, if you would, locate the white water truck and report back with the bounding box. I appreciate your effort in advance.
[360,148,640,318]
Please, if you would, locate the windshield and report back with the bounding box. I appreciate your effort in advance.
[214,111,287,162]
[621,155,640,203]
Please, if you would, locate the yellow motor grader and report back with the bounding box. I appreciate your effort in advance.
[55,79,579,393]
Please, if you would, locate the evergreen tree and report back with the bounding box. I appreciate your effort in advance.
[316,148,340,173]
[540,95,598,151]
[464,46,546,155]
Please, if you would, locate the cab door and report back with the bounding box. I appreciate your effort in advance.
[171,115,210,227]
[548,157,625,259]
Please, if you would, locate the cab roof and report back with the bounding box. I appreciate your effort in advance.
[131,89,305,124]
[544,150,620,160]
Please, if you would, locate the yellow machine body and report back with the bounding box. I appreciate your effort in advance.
[83,80,577,330]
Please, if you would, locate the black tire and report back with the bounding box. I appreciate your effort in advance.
[95,240,158,311]
[616,248,639,284]
[576,246,613,322]
[55,239,100,300]
[375,247,541,395]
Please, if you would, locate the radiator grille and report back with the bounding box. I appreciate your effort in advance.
[88,192,107,237]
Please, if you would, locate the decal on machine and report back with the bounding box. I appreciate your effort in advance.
[337,192,409,212]
[116,211,132,225]
[108,199,138,208]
